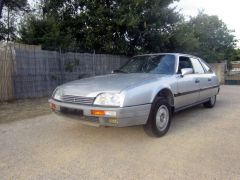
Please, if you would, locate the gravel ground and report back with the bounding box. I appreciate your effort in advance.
[0,98,51,124]
[0,85,240,179]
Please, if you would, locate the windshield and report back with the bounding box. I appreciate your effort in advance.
[119,55,176,74]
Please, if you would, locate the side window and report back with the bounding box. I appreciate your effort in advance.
[199,59,213,73]
[178,56,193,74]
[190,58,205,74]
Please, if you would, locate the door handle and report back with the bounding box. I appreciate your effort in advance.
[195,79,200,83]
[208,78,212,82]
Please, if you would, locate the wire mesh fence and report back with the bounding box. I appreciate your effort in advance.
[0,42,129,101]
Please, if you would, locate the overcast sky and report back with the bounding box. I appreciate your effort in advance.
[173,0,240,47]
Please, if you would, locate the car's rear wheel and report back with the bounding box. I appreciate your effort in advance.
[203,95,217,108]
[144,97,172,137]
[203,95,216,108]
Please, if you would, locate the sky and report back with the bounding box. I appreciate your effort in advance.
[173,0,240,47]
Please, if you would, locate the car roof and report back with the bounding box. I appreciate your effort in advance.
[133,53,201,60]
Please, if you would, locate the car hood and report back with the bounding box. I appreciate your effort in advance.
[60,73,167,97]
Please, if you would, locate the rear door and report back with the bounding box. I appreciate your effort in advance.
[175,56,200,109]
[199,59,219,97]
[190,57,212,101]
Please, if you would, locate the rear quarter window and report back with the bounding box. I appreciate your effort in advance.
[200,59,213,73]
[190,58,205,74]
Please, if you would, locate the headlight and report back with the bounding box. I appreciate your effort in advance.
[53,88,63,101]
[93,93,123,107]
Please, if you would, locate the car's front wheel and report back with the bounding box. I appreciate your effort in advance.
[203,95,216,108]
[144,97,172,137]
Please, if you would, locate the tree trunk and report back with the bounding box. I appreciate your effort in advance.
[7,6,10,41]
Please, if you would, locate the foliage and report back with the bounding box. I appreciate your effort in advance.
[3,0,28,11]
[231,49,240,61]
[169,22,200,53]
[189,13,236,62]
[170,12,237,63]
[19,15,73,50]
[17,2,238,63]
[18,0,180,55]
[1,0,28,18]
[0,21,8,40]
[0,0,28,41]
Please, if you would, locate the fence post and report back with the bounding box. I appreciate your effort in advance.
[92,50,95,76]
[58,47,64,84]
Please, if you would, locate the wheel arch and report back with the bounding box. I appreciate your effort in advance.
[153,88,175,111]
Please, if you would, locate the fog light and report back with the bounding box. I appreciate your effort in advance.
[108,118,118,124]
[91,110,105,116]
[105,111,117,117]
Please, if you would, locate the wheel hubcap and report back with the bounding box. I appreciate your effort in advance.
[156,105,169,131]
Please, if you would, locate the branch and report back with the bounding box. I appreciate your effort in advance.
[0,0,5,19]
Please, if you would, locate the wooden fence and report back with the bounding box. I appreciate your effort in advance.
[0,42,128,101]
[0,43,15,101]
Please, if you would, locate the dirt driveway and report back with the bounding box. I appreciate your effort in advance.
[0,85,240,179]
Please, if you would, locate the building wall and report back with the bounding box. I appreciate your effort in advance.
[209,63,226,84]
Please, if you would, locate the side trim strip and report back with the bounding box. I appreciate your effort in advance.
[174,98,209,112]
[174,85,219,97]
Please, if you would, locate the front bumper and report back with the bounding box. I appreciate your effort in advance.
[49,99,151,127]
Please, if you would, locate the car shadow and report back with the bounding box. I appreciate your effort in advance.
[60,100,223,141]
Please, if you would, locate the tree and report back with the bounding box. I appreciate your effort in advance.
[0,0,4,18]
[18,0,180,55]
[18,2,237,61]
[169,22,200,53]
[188,13,236,62]
[231,49,240,61]
[19,15,74,50]
[0,0,28,41]
[170,12,237,63]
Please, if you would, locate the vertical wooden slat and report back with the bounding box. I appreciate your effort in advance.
[0,42,15,101]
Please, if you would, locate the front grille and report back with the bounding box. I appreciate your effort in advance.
[60,107,83,116]
[59,107,99,123]
[61,95,95,105]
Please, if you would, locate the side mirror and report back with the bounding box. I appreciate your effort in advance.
[181,68,193,77]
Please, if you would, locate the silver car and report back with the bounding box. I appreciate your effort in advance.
[49,53,220,137]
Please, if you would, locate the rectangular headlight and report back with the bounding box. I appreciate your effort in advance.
[93,93,123,107]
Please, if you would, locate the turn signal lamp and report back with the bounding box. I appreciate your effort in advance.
[91,110,105,116]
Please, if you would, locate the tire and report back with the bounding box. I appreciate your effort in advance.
[203,95,216,108]
[144,97,172,137]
